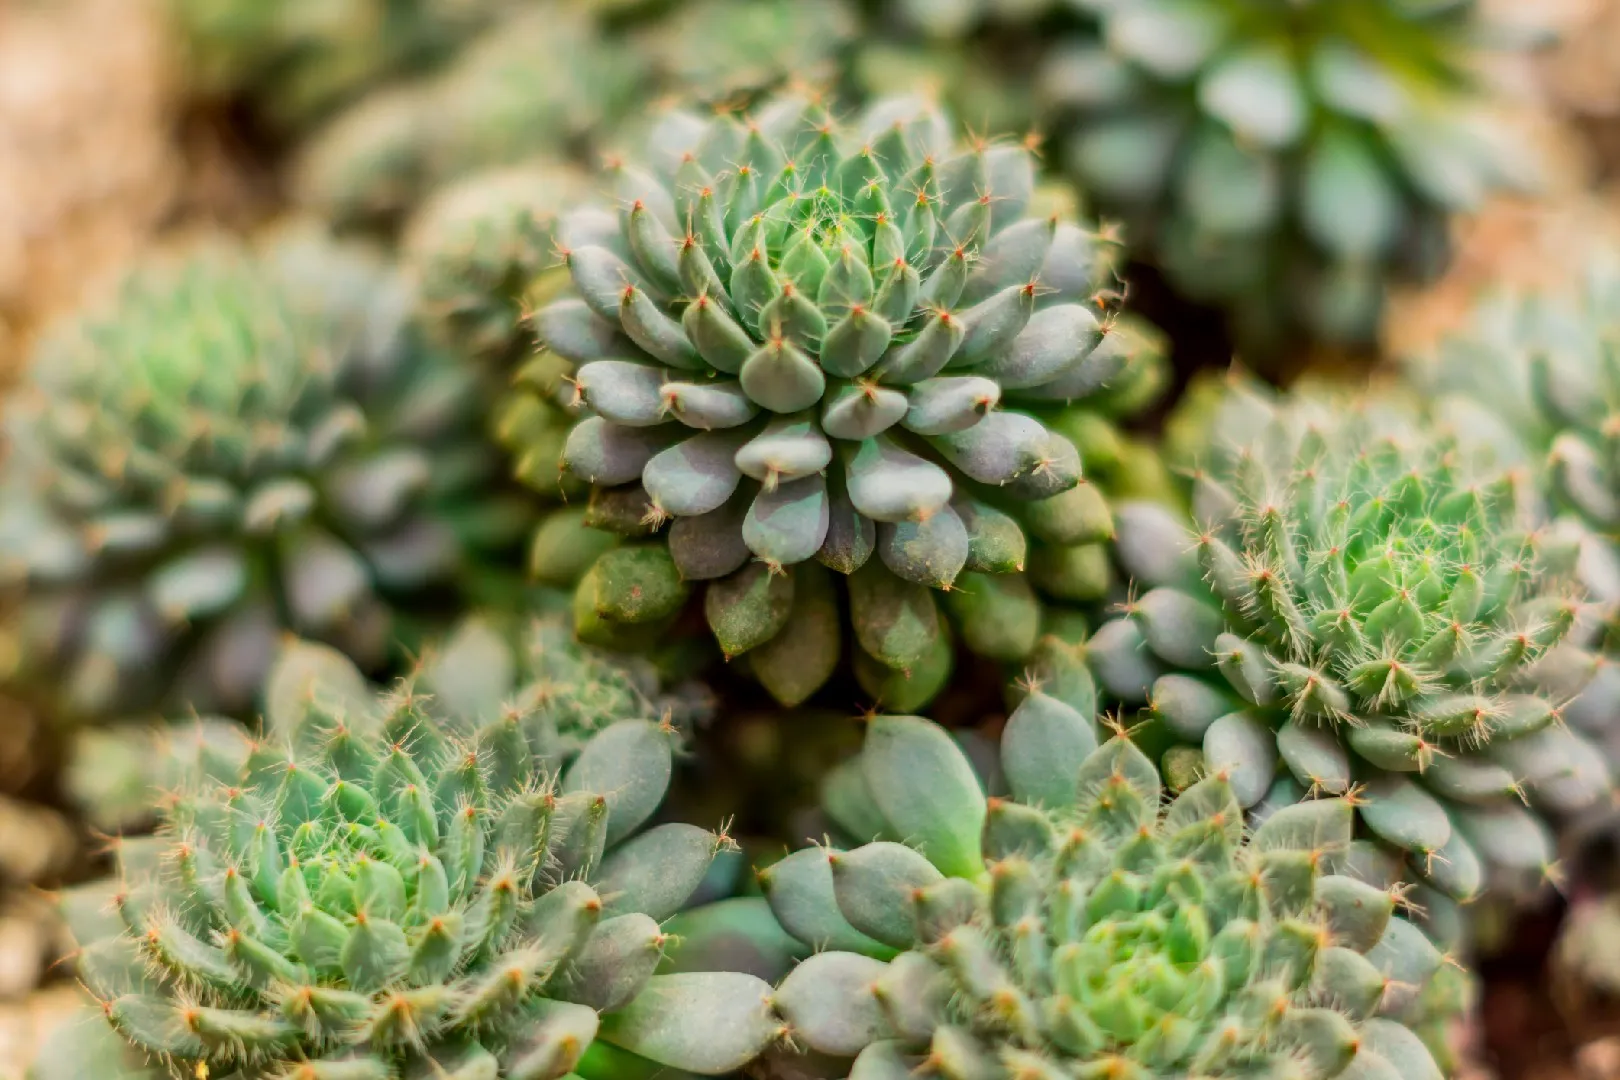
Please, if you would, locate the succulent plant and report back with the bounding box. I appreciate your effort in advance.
[626,0,857,102]
[1410,258,1620,596]
[168,0,504,131]
[27,1005,163,1080]
[295,0,847,232]
[1088,377,1609,908]
[1407,256,1620,873]
[1039,0,1523,356]
[760,710,1466,1078]
[518,90,1162,708]
[848,35,1041,143]
[55,626,780,1080]
[404,163,589,366]
[873,0,1060,39]
[294,5,634,229]
[0,229,527,718]
[66,612,713,836]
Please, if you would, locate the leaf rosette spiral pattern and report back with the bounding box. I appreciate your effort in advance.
[58,630,779,1079]
[1093,379,1609,906]
[761,710,1465,1080]
[0,231,525,717]
[519,91,1158,706]
[1041,0,1520,355]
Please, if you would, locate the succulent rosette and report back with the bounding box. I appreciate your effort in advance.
[1040,0,1523,356]
[1092,378,1609,910]
[515,90,1162,707]
[0,229,527,717]
[55,624,780,1079]
[762,709,1467,1079]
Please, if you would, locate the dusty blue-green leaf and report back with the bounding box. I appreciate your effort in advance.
[1199,45,1308,148]
[597,972,778,1074]
[843,438,953,524]
[878,506,969,589]
[860,717,986,880]
[1203,711,1278,808]
[773,951,892,1057]
[744,475,830,568]
[642,432,747,517]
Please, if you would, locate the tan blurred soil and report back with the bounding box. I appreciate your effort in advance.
[0,0,181,390]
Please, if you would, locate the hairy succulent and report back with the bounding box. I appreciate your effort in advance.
[520,90,1160,707]
[1089,378,1609,906]
[57,634,779,1079]
[761,711,1465,1079]
[28,1006,167,1080]
[1039,0,1522,355]
[0,230,524,717]
[1409,256,1620,873]
[1412,258,1620,616]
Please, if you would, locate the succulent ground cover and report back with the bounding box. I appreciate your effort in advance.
[763,710,1464,1078]
[19,4,1620,1078]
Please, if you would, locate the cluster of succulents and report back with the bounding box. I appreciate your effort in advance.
[25,0,1620,1075]
[1411,254,1620,615]
[765,710,1466,1077]
[55,621,778,1079]
[1090,377,1608,912]
[1038,0,1523,356]
[1403,255,1620,965]
[516,90,1165,708]
[0,229,526,717]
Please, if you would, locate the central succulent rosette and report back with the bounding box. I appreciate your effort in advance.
[761,712,1464,1079]
[522,92,1159,706]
